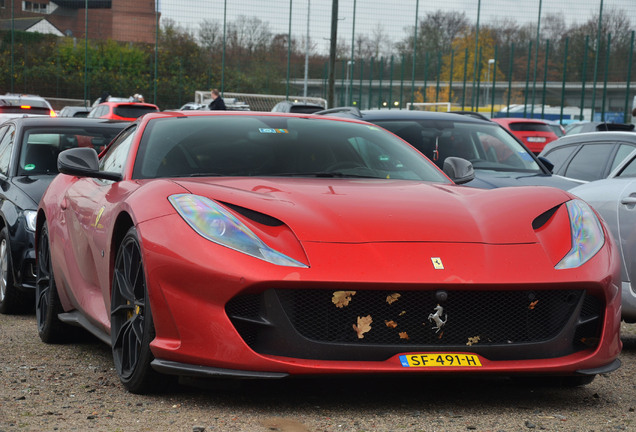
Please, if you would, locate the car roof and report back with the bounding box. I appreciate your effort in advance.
[542,131,636,153]
[4,117,128,128]
[323,108,490,125]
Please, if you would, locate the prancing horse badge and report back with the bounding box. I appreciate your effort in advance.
[431,257,444,270]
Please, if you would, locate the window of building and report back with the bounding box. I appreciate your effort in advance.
[22,1,47,13]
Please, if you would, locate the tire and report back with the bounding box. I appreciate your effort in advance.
[0,227,32,314]
[36,222,68,343]
[111,227,160,394]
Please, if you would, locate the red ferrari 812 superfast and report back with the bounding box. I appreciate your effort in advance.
[35,111,621,393]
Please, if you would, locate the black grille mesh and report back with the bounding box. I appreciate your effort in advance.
[225,288,602,350]
[274,289,581,345]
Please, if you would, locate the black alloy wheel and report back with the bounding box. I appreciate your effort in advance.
[36,222,67,343]
[111,227,158,394]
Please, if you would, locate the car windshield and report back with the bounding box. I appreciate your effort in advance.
[18,126,123,176]
[133,115,450,183]
[374,119,543,173]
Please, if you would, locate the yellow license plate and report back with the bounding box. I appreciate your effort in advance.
[399,353,482,367]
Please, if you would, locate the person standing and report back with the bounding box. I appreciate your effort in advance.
[208,89,227,110]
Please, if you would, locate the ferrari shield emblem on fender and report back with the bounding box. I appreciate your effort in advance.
[431,257,444,269]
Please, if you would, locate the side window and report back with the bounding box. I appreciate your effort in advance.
[617,155,636,178]
[563,144,608,181]
[99,126,136,174]
[610,144,636,173]
[542,145,578,172]
[0,125,16,176]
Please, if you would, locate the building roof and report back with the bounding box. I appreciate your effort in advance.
[0,18,64,36]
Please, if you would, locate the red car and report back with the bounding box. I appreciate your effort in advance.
[493,118,559,154]
[36,111,621,394]
[87,101,159,121]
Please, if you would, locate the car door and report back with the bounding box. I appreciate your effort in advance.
[614,156,636,296]
[61,126,138,330]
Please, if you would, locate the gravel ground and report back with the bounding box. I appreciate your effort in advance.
[1,313,635,432]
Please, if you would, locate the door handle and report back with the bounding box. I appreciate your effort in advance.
[620,196,636,206]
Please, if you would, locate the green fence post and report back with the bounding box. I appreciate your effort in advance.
[410,0,419,110]
[591,0,604,122]
[475,47,482,109]
[423,52,429,105]
[400,55,405,109]
[507,43,514,117]
[389,55,394,109]
[435,52,441,106]
[601,33,611,122]
[378,57,384,109]
[368,58,374,109]
[541,39,550,119]
[580,36,589,120]
[560,38,569,123]
[624,31,634,123]
[524,42,532,118]
[449,49,454,108]
[462,48,468,110]
[472,0,481,111]
[358,59,364,108]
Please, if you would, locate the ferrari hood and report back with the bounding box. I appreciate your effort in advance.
[173,178,572,244]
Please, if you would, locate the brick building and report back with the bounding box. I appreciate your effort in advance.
[0,0,158,43]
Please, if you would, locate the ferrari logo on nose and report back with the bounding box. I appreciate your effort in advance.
[431,257,444,270]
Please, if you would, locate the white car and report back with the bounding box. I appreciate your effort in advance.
[0,94,56,123]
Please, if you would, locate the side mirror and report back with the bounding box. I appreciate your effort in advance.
[537,156,554,173]
[443,157,475,185]
[57,147,122,181]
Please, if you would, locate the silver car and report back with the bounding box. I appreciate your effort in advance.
[570,149,636,322]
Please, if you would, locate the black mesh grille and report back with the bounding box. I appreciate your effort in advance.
[225,288,604,361]
[276,289,580,345]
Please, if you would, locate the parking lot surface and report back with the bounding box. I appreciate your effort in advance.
[1,314,635,431]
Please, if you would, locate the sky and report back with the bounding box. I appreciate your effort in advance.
[158,0,636,54]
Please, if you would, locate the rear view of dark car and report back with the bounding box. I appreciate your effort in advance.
[0,118,127,314]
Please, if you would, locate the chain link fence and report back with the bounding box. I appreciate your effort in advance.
[0,0,635,122]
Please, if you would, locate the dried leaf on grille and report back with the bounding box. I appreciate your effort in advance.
[399,310,407,316]
[529,300,539,310]
[399,331,409,340]
[386,293,401,305]
[438,331,444,339]
[332,291,356,308]
[385,320,398,329]
[466,336,481,346]
[353,315,372,339]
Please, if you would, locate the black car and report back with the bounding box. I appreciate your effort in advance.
[0,117,127,313]
[58,106,91,118]
[538,131,636,182]
[318,108,580,190]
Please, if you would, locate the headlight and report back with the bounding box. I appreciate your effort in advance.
[169,194,307,268]
[555,199,604,269]
[24,210,37,232]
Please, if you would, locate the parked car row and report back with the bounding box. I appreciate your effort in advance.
[0,102,632,395]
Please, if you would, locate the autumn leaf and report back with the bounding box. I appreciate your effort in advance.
[529,300,539,310]
[385,320,398,329]
[466,336,481,346]
[332,291,356,308]
[386,293,401,305]
[399,310,406,316]
[353,315,372,339]
[399,332,409,340]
